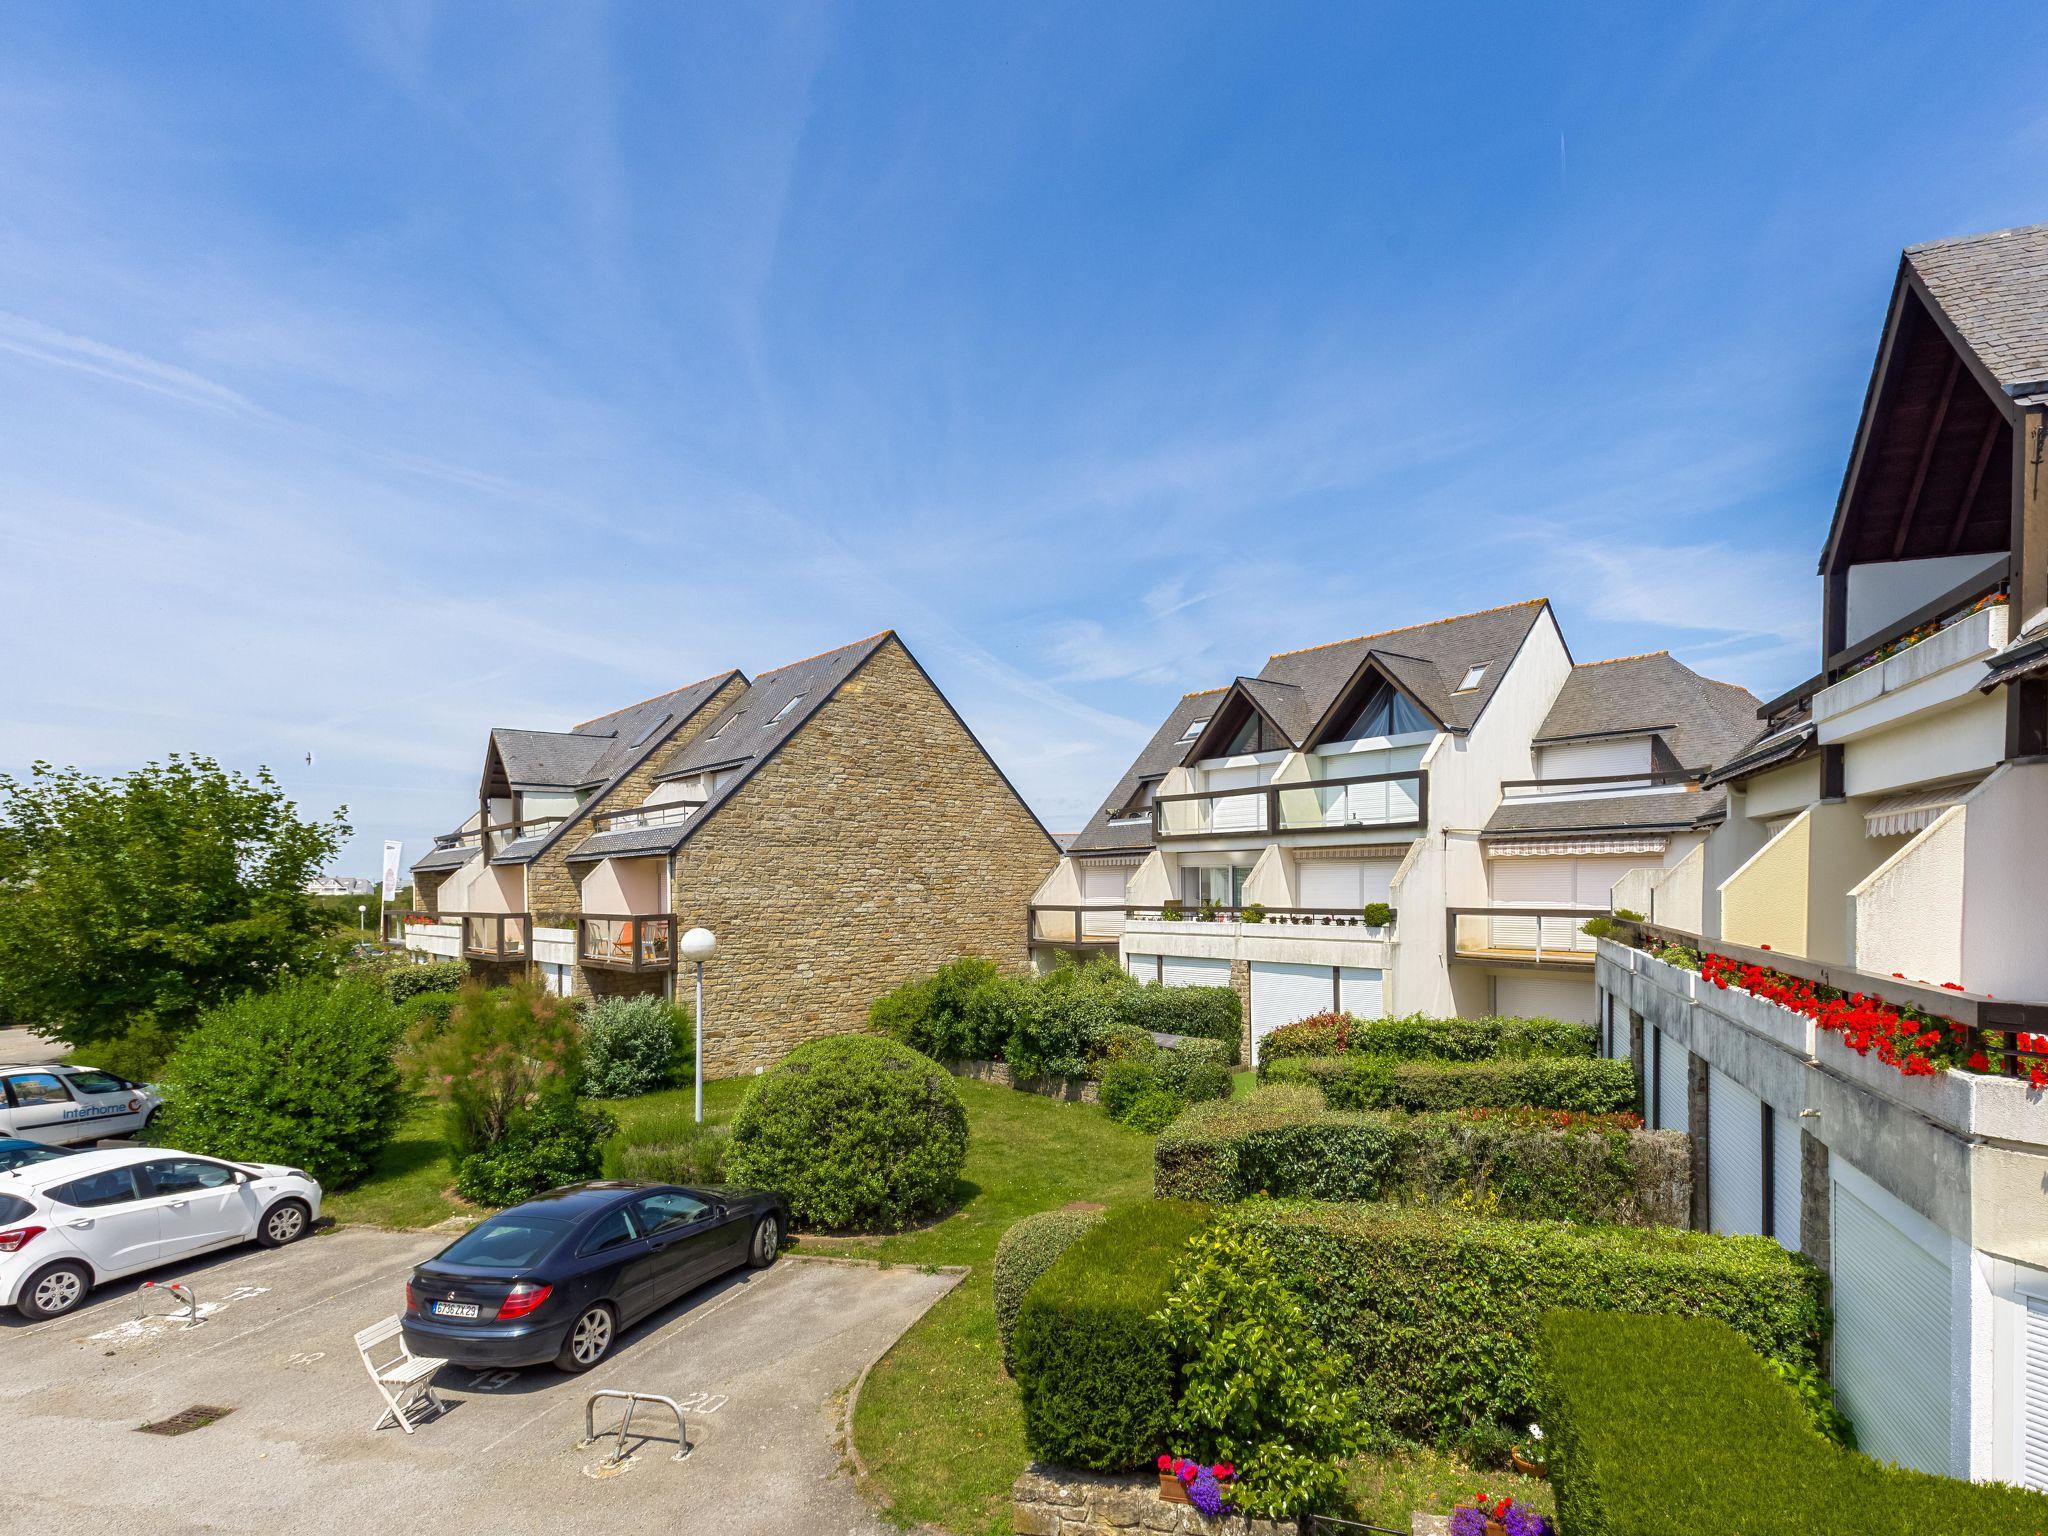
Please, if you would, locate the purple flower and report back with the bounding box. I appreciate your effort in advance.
[1449,1509,1489,1536]
[1188,1469,1230,1518]
[1502,1505,1553,1536]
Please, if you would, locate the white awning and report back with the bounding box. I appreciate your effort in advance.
[1489,837,1668,857]
[1864,781,1978,838]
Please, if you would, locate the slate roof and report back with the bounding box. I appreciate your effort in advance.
[1534,652,1762,769]
[411,841,481,874]
[567,633,895,863]
[1906,222,2048,394]
[1982,628,2048,692]
[1067,690,1226,855]
[1254,599,1552,738]
[1235,676,1316,745]
[1700,712,1817,790]
[1483,787,1728,840]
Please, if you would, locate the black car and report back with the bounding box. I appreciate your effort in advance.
[402,1181,786,1372]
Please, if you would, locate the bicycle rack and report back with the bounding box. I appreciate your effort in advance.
[580,1389,692,1467]
[138,1280,201,1329]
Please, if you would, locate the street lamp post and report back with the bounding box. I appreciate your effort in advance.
[679,927,717,1124]
[357,904,367,934]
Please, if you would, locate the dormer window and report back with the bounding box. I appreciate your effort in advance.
[1177,717,1210,743]
[1223,713,1261,755]
[767,696,804,726]
[1113,776,1162,820]
[1453,664,1487,693]
[1332,680,1431,742]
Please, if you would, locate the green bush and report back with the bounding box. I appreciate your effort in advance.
[1154,1088,1684,1223]
[580,994,687,1097]
[727,1035,967,1230]
[1232,1202,1826,1446]
[155,977,405,1189]
[1097,1058,1158,1121]
[607,1123,730,1186]
[370,957,469,1002]
[1009,960,1127,1078]
[1121,1089,1185,1133]
[1257,1012,1594,1070]
[1537,1311,2048,1536]
[1013,1200,1212,1471]
[393,990,458,1038]
[1265,1054,1634,1113]
[455,1100,618,1206]
[1118,983,1242,1064]
[1098,1042,1233,1129]
[993,1207,1105,1371]
[869,956,1003,1059]
[86,1015,181,1083]
[1158,1223,1368,1517]
[1094,1022,1161,1069]
[407,982,583,1157]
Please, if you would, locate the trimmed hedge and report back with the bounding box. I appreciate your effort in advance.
[1256,1011,1592,1070]
[1154,1088,1685,1224]
[1120,983,1242,1064]
[1013,1200,1213,1471]
[1538,1311,2048,1536]
[993,1207,1105,1371]
[1264,1053,1634,1113]
[1229,1201,1826,1445]
[726,1035,967,1230]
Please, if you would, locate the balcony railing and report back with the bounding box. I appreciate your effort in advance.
[1029,906,1127,946]
[383,909,454,944]
[487,817,568,858]
[1127,904,1394,931]
[1498,769,1701,799]
[590,802,704,836]
[461,912,532,961]
[577,914,676,972]
[428,828,483,854]
[1447,906,1602,966]
[1153,770,1427,840]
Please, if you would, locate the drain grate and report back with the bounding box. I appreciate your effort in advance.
[138,1404,233,1436]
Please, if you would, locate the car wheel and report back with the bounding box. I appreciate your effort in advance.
[141,1108,162,1139]
[748,1213,780,1269]
[257,1199,310,1248]
[18,1261,91,1321]
[554,1302,616,1373]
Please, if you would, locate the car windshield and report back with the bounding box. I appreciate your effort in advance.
[437,1213,573,1269]
[0,1143,71,1169]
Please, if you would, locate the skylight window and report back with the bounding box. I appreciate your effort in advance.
[708,711,742,739]
[1453,664,1487,693]
[767,695,805,726]
[629,715,668,748]
[1177,717,1211,742]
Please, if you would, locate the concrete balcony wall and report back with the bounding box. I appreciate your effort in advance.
[1814,602,2008,742]
[1956,761,2048,1001]
[1852,806,1965,987]
[1719,801,1892,964]
[1121,913,1389,970]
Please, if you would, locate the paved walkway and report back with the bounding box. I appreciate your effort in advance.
[0,1226,958,1535]
[0,1024,68,1066]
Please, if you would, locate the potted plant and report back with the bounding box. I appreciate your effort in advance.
[1362,901,1396,929]
[1450,1494,1553,1536]
[1510,1423,1548,1478]
[1242,903,1267,924]
[1155,1455,1234,1514]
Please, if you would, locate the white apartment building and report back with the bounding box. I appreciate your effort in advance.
[1031,600,1758,1059]
[1596,222,2048,1488]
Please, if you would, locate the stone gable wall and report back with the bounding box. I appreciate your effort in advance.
[670,636,1060,1077]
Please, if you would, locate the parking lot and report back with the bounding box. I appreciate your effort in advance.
[0,1224,959,1535]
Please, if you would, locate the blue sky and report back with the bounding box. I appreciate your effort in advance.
[4,4,2047,872]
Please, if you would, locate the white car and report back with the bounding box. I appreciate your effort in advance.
[0,1146,321,1319]
[0,1064,163,1146]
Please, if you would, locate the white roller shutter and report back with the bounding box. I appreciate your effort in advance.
[1652,1027,1689,1133]
[1250,962,1336,1066]
[1539,737,1651,779]
[2025,1294,2048,1491]
[1337,967,1383,1018]
[1078,863,1128,903]
[1206,765,1263,832]
[1488,859,1574,951]
[1298,860,1395,910]
[1830,1173,1952,1476]
[1124,953,1161,982]
[1770,1109,1802,1252]
[1160,955,1231,989]
[1707,1067,1764,1236]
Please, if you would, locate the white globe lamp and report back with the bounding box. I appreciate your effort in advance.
[680,927,717,1122]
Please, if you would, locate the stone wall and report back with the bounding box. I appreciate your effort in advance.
[526,673,750,929]
[414,869,451,916]
[1011,1467,1296,1536]
[948,1059,1099,1104]
[1229,960,1251,1064]
[671,636,1061,1078]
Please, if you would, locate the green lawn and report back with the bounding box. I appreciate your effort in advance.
[1338,1445,1554,1528]
[851,1079,1157,1536]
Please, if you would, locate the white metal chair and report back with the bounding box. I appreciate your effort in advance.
[354,1315,448,1434]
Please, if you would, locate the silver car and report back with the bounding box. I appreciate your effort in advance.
[0,1066,162,1146]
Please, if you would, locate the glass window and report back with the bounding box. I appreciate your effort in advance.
[1333,681,1432,741]
[630,1191,709,1237]
[142,1159,238,1195]
[1177,717,1210,742]
[0,1143,71,1172]
[63,1070,129,1097]
[1114,777,1161,819]
[766,695,804,725]
[0,1193,33,1224]
[6,1074,73,1108]
[437,1213,572,1269]
[1454,664,1487,693]
[580,1208,640,1255]
[51,1168,142,1209]
[1223,713,1260,755]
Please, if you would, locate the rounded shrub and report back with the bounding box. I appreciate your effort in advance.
[726,1035,968,1230]
[1097,1057,1158,1121]
[993,1207,1105,1371]
[1121,1089,1185,1133]
[156,976,405,1189]
[580,994,687,1098]
[456,1101,618,1207]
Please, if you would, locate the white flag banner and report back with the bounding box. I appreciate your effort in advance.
[381,840,403,902]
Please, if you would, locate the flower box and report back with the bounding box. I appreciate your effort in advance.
[1157,1471,1189,1505]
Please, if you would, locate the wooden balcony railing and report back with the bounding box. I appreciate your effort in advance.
[578,914,676,972]
[1028,906,1127,946]
[1498,769,1702,798]
[487,817,568,858]
[1447,906,1603,966]
[460,912,532,961]
[1152,770,1426,840]
[589,803,703,836]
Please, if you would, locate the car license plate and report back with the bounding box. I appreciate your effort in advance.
[432,1300,480,1319]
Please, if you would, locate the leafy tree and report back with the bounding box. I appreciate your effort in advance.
[406,981,583,1156]
[0,756,348,1059]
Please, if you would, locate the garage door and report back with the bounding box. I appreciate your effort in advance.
[1298,860,1395,911]
[1707,1067,1764,1236]
[1831,1168,1952,1476]
[1337,967,1383,1017]
[1250,962,1336,1065]
[1494,971,1597,1025]
[2025,1293,2048,1491]
[1125,953,1161,982]
[1651,1027,1689,1133]
[1161,955,1231,989]
[1770,1107,1802,1251]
